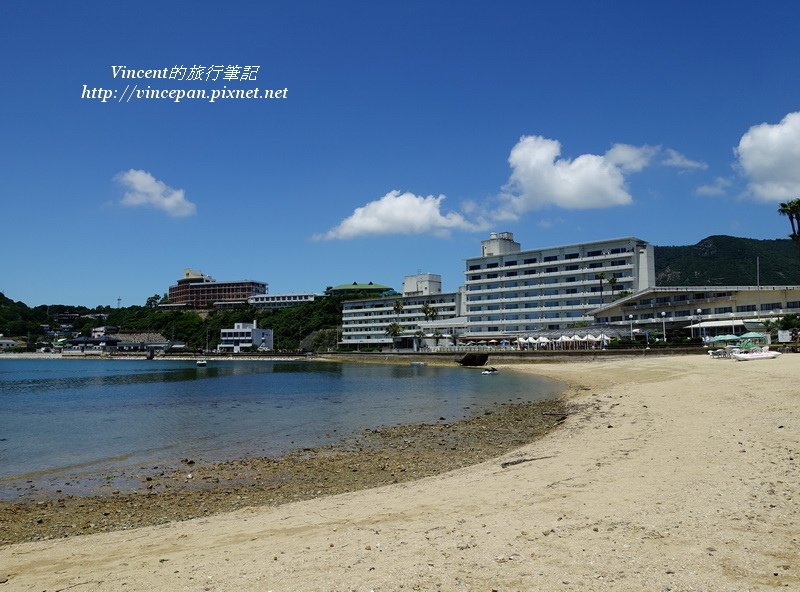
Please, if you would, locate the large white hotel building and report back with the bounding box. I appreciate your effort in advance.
[462,233,655,334]
[339,233,657,345]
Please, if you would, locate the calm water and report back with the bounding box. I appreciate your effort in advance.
[0,359,561,484]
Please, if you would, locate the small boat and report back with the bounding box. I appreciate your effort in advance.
[410,361,427,367]
[732,349,781,361]
[481,367,499,375]
[196,359,208,367]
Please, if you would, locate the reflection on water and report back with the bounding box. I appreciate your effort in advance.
[0,359,561,483]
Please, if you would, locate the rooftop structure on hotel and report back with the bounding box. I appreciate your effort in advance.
[167,268,267,308]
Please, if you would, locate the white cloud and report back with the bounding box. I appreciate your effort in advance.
[696,176,732,196]
[316,190,484,240]
[115,169,197,217]
[662,148,708,171]
[605,143,659,172]
[736,111,800,201]
[496,136,651,217]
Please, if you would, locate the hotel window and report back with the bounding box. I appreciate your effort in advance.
[737,305,756,312]
[587,250,602,257]
[543,255,558,262]
[523,257,537,264]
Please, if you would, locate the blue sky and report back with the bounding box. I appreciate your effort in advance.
[2,1,800,307]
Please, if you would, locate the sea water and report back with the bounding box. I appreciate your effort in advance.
[0,359,561,484]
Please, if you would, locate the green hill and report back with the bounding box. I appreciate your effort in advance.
[654,235,800,286]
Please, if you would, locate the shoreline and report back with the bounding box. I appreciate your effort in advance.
[0,394,568,546]
[2,354,798,590]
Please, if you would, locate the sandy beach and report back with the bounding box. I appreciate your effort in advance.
[1,353,798,591]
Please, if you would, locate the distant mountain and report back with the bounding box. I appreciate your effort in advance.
[654,235,800,286]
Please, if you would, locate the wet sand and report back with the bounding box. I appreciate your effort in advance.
[1,354,798,591]
[0,395,567,546]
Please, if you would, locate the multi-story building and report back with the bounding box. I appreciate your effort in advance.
[248,293,321,309]
[463,233,655,335]
[218,320,273,353]
[167,268,267,308]
[340,274,463,348]
[591,285,800,338]
[327,282,393,296]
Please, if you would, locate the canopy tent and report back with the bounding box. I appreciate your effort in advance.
[739,331,766,339]
[710,334,740,343]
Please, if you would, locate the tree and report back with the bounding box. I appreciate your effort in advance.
[385,322,403,349]
[413,329,425,351]
[145,294,161,308]
[432,330,443,346]
[608,276,618,300]
[596,272,606,304]
[421,302,434,321]
[393,299,404,322]
[385,322,403,337]
[778,199,800,262]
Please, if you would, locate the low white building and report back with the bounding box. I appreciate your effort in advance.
[248,293,320,309]
[0,338,18,350]
[219,320,273,353]
[590,285,800,338]
[340,273,463,349]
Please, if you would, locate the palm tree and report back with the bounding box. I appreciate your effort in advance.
[596,272,606,304]
[420,301,439,323]
[393,299,404,323]
[385,322,403,350]
[413,329,425,351]
[385,322,403,337]
[778,198,800,263]
[608,276,618,300]
[421,302,434,321]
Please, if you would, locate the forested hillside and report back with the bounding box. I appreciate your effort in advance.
[654,235,800,286]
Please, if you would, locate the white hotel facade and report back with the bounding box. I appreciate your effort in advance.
[340,274,462,347]
[463,233,655,335]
